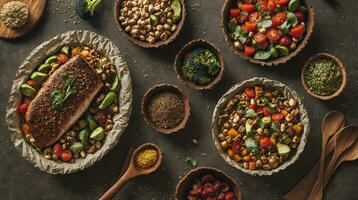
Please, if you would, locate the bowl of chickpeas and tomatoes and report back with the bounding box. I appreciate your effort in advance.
[212,77,310,176]
[221,0,314,66]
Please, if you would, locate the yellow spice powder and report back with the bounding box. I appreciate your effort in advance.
[135,149,158,168]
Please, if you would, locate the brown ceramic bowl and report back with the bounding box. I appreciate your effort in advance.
[141,83,190,134]
[114,0,186,48]
[221,0,315,66]
[174,39,225,90]
[301,53,347,100]
[175,167,242,200]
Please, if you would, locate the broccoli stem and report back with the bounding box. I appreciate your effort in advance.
[87,0,103,16]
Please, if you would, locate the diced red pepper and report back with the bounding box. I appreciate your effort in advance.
[260,137,271,148]
[249,103,258,111]
[272,113,284,121]
[244,21,256,32]
[261,107,271,117]
[244,87,256,98]
[229,8,241,17]
[56,53,69,63]
[18,103,28,115]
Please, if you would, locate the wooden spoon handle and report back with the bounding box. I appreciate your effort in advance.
[99,171,134,200]
[324,158,343,187]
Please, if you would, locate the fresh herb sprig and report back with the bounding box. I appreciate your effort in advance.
[51,73,77,110]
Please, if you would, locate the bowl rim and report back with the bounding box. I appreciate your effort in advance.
[211,77,310,176]
[174,167,242,200]
[114,0,187,48]
[174,39,225,90]
[301,53,347,100]
[221,0,315,66]
[141,83,191,134]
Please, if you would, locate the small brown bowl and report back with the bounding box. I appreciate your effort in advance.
[114,0,186,48]
[175,167,242,200]
[301,53,347,100]
[221,0,315,66]
[141,83,191,134]
[174,39,225,90]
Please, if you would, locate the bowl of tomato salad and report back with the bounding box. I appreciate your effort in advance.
[221,0,314,66]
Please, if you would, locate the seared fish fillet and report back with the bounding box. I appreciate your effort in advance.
[25,55,103,148]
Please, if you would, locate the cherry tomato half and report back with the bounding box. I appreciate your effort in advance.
[267,28,281,42]
[260,137,271,148]
[241,4,256,13]
[61,149,72,161]
[53,143,63,157]
[272,12,287,27]
[277,0,289,6]
[229,8,241,17]
[18,103,28,115]
[244,21,257,32]
[294,11,305,22]
[267,0,277,10]
[244,45,256,57]
[290,24,305,38]
[244,87,256,98]
[279,35,293,46]
[254,33,268,46]
[56,53,69,64]
[261,107,271,117]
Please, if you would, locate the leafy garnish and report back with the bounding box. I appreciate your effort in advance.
[185,157,197,167]
[51,73,77,110]
[233,26,248,44]
[287,12,298,26]
[257,19,272,28]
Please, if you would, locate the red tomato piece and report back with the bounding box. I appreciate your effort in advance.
[244,87,256,98]
[18,103,28,115]
[225,192,235,200]
[244,45,256,56]
[294,11,305,22]
[272,12,287,26]
[241,4,256,13]
[272,113,284,121]
[267,28,281,42]
[232,140,243,154]
[95,112,106,124]
[61,149,72,161]
[244,21,256,32]
[249,12,262,23]
[268,0,276,10]
[254,32,268,46]
[277,0,289,6]
[230,8,241,17]
[262,107,271,117]
[26,80,36,87]
[56,53,69,63]
[290,24,305,38]
[53,143,63,157]
[260,137,271,148]
[279,35,293,46]
[249,103,258,111]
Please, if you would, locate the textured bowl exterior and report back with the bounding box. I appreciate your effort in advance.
[211,77,310,176]
[221,0,315,66]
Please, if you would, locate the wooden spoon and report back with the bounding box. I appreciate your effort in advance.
[308,125,358,200]
[324,138,358,187]
[283,111,345,200]
[99,143,162,200]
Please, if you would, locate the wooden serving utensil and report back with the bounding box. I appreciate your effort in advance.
[283,111,345,200]
[99,143,162,200]
[308,125,358,200]
[324,138,358,187]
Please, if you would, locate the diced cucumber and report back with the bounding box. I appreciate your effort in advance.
[90,127,105,141]
[69,142,84,154]
[170,0,181,23]
[78,128,90,144]
[277,143,291,155]
[86,114,98,131]
[275,45,290,56]
[245,137,259,152]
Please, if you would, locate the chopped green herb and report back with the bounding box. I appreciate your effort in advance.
[185,157,197,167]
[51,73,77,110]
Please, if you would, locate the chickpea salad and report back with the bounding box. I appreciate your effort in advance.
[118,0,182,44]
[217,85,303,171]
[227,0,308,60]
[18,45,120,162]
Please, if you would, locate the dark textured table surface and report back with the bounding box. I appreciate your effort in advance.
[1,0,357,199]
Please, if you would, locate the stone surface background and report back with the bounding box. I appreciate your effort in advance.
[0,0,357,199]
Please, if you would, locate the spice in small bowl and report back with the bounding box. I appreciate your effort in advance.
[301,53,347,100]
[174,39,225,90]
[141,84,190,134]
[0,1,29,29]
[175,167,242,200]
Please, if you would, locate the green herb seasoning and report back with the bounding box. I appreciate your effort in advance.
[51,73,77,110]
[181,48,220,85]
[0,1,29,29]
[305,59,342,96]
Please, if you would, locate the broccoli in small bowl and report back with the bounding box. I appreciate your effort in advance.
[181,48,221,86]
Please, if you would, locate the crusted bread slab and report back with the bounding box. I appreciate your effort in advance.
[25,55,103,148]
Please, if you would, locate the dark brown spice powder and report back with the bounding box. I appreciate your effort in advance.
[147,91,184,129]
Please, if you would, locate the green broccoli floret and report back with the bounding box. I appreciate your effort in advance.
[74,0,103,19]
[181,48,220,85]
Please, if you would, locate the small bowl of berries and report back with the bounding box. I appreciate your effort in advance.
[221,0,315,66]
